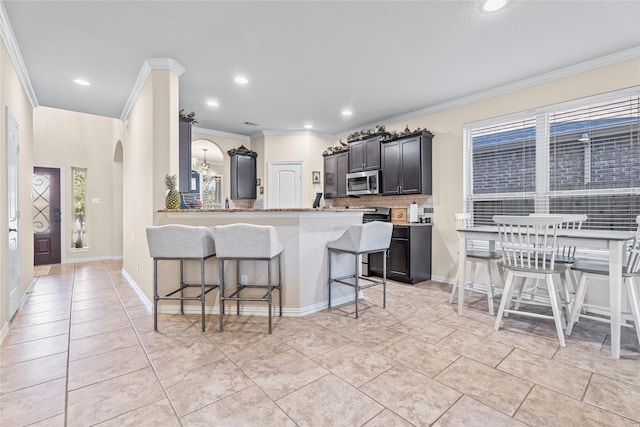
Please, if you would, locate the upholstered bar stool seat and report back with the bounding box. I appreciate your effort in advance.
[327,221,393,319]
[146,224,218,332]
[213,223,283,334]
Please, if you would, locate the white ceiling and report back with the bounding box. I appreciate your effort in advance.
[3,1,640,137]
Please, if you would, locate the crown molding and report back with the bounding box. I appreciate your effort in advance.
[338,46,640,140]
[192,126,250,142]
[0,2,38,108]
[251,129,336,141]
[119,58,185,122]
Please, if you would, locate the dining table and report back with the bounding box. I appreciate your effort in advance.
[456,226,637,359]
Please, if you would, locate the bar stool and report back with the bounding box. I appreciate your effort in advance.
[450,213,503,315]
[327,221,393,319]
[146,224,218,332]
[213,223,283,334]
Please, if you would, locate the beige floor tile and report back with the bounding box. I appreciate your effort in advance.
[9,307,71,328]
[435,357,532,416]
[148,337,226,380]
[553,344,640,387]
[69,326,139,361]
[70,302,127,324]
[2,319,69,346]
[68,344,150,390]
[123,302,152,319]
[379,335,459,378]
[71,294,123,311]
[0,334,68,367]
[497,349,591,400]
[584,374,640,422]
[433,396,527,427]
[363,409,413,427]
[137,322,206,354]
[334,322,406,351]
[487,328,560,358]
[278,374,384,427]
[0,352,67,393]
[436,312,497,337]
[281,326,352,358]
[315,342,396,387]
[307,310,368,332]
[96,399,181,427]
[17,298,71,315]
[181,385,295,426]
[436,330,513,367]
[515,385,637,426]
[391,316,456,343]
[0,378,66,426]
[28,413,66,426]
[161,357,253,417]
[360,364,461,425]
[66,367,165,426]
[69,311,131,339]
[25,291,73,305]
[209,332,291,368]
[242,348,329,400]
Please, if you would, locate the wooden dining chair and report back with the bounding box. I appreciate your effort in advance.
[493,215,568,346]
[567,215,640,345]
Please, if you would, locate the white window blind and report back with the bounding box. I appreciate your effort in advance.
[464,88,640,230]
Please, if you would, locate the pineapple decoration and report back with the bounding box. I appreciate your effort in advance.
[164,174,180,209]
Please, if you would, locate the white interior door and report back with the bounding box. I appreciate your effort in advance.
[268,162,303,208]
[6,107,20,319]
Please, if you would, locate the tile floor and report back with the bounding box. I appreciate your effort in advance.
[1,260,640,426]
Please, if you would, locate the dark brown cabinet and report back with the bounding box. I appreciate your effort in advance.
[349,136,381,172]
[229,148,257,199]
[381,131,433,195]
[369,225,432,284]
[323,151,349,198]
[178,118,192,193]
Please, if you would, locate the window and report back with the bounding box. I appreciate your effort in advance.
[464,89,640,230]
[72,167,87,248]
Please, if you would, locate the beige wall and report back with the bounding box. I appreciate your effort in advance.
[33,107,122,261]
[0,40,34,327]
[376,58,640,283]
[258,133,333,208]
[123,69,180,301]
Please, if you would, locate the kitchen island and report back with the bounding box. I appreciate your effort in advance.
[154,208,369,316]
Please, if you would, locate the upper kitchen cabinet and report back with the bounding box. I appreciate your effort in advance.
[323,150,349,198]
[229,146,257,199]
[381,131,433,195]
[349,135,381,172]
[178,117,193,193]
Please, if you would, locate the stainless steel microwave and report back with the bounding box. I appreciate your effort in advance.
[346,170,380,196]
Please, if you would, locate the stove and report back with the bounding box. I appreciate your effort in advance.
[362,206,391,223]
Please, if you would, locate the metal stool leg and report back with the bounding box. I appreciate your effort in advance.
[354,253,359,319]
[328,250,333,309]
[179,260,185,315]
[219,259,225,332]
[278,254,283,316]
[268,259,273,334]
[153,258,159,331]
[383,249,387,310]
[200,258,206,332]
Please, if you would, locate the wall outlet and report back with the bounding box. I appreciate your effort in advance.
[240,274,248,285]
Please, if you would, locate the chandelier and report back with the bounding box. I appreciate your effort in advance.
[197,148,211,172]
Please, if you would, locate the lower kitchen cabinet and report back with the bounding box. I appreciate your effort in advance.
[369,225,431,284]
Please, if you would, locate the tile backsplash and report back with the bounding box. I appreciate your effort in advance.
[329,194,429,209]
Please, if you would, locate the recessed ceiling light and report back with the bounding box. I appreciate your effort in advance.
[234,76,249,85]
[304,124,313,129]
[206,100,219,107]
[74,79,90,86]
[483,0,507,12]
[341,110,352,116]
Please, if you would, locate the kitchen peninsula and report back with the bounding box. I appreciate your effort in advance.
[155,208,370,316]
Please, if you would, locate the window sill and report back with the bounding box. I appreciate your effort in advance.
[70,247,91,252]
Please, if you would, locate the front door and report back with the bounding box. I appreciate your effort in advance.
[268,162,302,208]
[33,167,61,265]
[6,108,20,319]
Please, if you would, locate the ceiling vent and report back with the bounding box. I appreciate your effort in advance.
[242,121,260,126]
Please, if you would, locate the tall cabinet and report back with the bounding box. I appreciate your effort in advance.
[178,117,193,193]
[228,147,257,199]
[323,150,349,198]
[381,131,433,195]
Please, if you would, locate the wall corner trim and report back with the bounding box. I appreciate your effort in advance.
[0,2,38,108]
[119,58,185,122]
